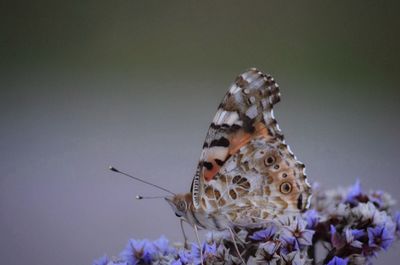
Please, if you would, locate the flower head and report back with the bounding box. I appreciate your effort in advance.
[95,181,400,265]
[281,216,314,247]
[191,242,217,261]
[280,235,300,255]
[120,239,155,265]
[367,225,395,251]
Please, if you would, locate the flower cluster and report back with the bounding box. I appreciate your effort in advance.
[311,181,398,264]
[94,181,399,265]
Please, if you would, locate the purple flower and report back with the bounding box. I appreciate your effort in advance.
[282,217,314,247]
[153,235,174,256]
[191,242,217,261]
[93,255,108,265]
[303,209,319,229]
[367,225,395,251]
[172,249,193,265]
[345,180,362,205]
[250,224,278,241]
[395,212,400,237]
[94,181,400,265]
[327,256,348,265]
[120,239,155,265]
[330,225,346,249]
[280,236,300,255]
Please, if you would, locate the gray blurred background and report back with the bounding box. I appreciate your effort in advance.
[1,1,399,264]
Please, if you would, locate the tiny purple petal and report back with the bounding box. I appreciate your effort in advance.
[250,224,278,241]
[345,180,361,203]
[395,212,400,236]
[303,209,319,229]
[191,241,217,260]
[327,256,348,265]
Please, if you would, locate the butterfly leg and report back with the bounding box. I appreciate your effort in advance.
[180,219,189,249]
[228,227,246,264]
[193,224,204,265]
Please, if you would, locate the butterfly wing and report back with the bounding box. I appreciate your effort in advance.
[191,68,311,227]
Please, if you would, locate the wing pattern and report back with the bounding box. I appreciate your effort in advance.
[191,68,311,228]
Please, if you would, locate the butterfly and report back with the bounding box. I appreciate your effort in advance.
[110,68,312,262]
[164,68,312,230]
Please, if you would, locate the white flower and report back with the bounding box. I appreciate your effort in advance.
[280,251,310,265]
[350,202,377,221]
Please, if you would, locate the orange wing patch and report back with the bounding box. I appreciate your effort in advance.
[203,122,273,182]
[229,122,272,155]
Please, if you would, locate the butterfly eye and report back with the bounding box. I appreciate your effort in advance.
[280,182,292,194]
[264,156,276,166]
[177,201,186,212]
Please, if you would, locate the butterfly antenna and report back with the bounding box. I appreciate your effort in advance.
[136,195,166,200]
[109,166,176,196]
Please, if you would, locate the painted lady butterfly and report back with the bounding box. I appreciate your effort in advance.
[165,68,312,231]
[110,68,312,263]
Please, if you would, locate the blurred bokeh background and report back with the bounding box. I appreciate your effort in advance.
[1,1,399,264]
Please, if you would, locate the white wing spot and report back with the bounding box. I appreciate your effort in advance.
[246,105,258,119]
[224,111,239,125]
[229,85,241,94]
[214,110,239,125]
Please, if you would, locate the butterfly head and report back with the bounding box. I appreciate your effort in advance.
[165,193,193,220]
